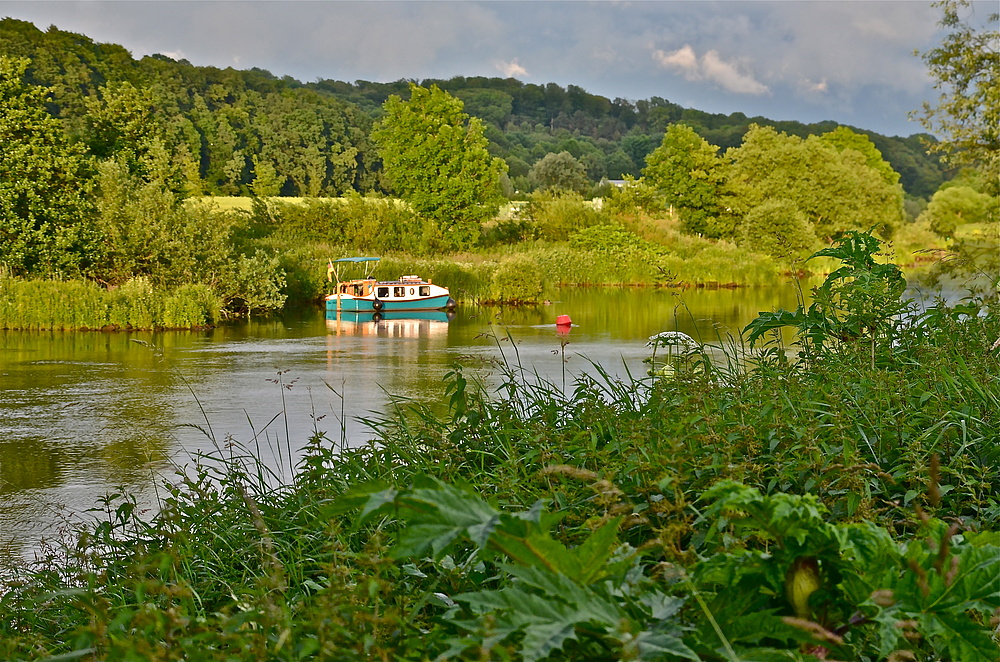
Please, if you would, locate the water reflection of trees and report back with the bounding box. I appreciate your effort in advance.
[0,330,179,491]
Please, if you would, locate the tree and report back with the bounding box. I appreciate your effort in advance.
[372,83,507,250]
[0,56,95,276]
[918,184,998,238]
[726,125,905,240]
[528,151,590,194]
[642,124,733,237]
[914,0,999,193]
[819,126,901,187]
[739,198,818,260]
[91,151,232,287]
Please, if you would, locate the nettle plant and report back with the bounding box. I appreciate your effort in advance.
[341,476,1000,661]
[744,230,910,365]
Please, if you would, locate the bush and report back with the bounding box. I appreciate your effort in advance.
[220,250,287,314]
[273,195,441,255]
[739,198,819,260]
[522,190,608,241]
[489,255,544,303]
[161,283,221,328]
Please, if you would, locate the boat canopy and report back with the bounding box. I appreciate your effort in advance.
[329,256,380,283]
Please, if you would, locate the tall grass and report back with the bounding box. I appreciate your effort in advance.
[0,275,220,330]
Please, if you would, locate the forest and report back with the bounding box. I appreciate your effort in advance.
[0,17,950,199]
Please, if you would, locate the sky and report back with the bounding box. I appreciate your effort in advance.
[0,1,988,137]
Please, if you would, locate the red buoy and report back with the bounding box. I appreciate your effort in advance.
[556,314,572,326]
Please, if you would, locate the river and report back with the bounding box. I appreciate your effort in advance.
[0,285,804,557]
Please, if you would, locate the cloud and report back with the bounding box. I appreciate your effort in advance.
[653,45,769,96]
[654,44,699,74]
[495,58,528,78]
[799,77,829,94]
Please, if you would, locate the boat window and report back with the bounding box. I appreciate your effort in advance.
[409,288,415,296]
[393,287,405,298]
[419,286,430,297]
[377,287,389,298]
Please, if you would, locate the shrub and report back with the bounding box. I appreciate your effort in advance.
[220,250,287,314]
[522,190,608,241]
[739,198,819,260]
[161,283,220,327]
[489,255,544,303]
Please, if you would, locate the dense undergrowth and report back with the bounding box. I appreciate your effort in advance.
[1,235,998,660]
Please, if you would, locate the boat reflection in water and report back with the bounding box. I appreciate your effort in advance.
[325,310,454,338]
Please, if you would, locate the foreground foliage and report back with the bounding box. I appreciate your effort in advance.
[1,240,998,660]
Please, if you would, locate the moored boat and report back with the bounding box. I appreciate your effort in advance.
[324,257,457,313]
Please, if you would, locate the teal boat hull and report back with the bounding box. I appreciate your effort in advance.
[325,294,454,313]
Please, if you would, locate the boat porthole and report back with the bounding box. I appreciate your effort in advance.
[409,288,415,295]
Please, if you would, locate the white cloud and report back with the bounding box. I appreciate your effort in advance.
[654,44,699,76]
[701,51,769,96]
[799,77,829,94]
[495,58,528,78]
[653,45,769,96]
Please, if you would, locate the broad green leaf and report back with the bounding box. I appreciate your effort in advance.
[393,523,466,559]
[918,611,1000,662]
[743,308,806,346]
[632,631,700,660]
[570,516,625,584]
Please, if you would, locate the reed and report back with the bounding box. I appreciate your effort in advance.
[0,275,220,330]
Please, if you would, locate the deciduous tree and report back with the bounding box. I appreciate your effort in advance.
[642,124,733,237]
[914,0,999,193]
[372,83,507,250]
[918,184,998,238]
[740,198,819,260]
[819,126,901,187]
[726,125,905,241]
[528,151,590,194]
[0,56,95,276]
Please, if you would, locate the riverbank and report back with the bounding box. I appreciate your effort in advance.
[0,276,220,331]
[1,250,997,659]
[5,192,988,331]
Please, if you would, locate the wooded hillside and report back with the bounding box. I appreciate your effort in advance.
[0,18,950,199]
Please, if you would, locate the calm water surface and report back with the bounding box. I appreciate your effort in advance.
[0,285,803,555]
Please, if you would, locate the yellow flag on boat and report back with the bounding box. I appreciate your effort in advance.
[327,260,334,282]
